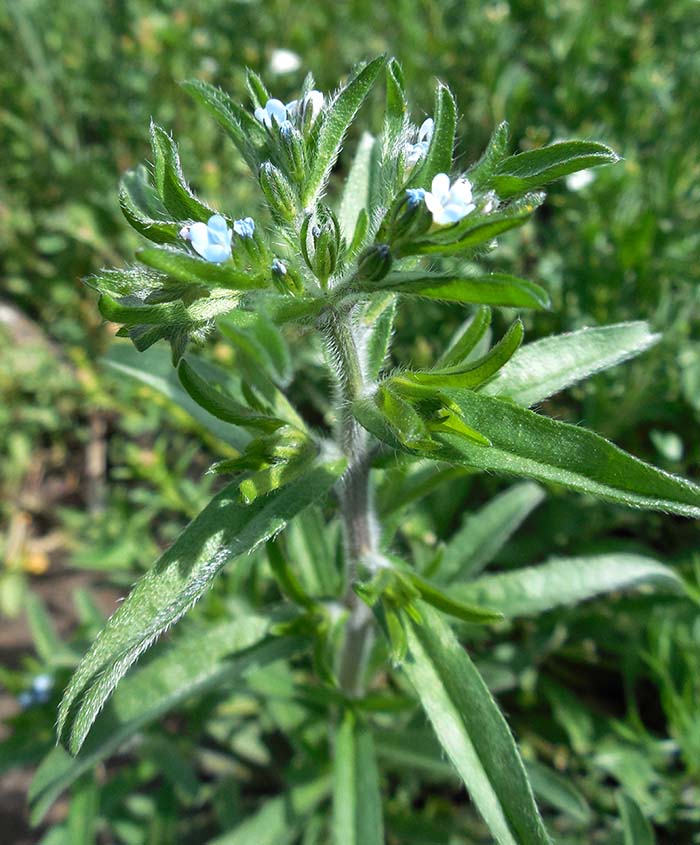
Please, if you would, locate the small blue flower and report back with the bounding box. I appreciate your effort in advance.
[424,173,476,225]
[32,674,53,703]
[181,214,233,263]
[233,217,256,239]
[18,691,33,709]
[271,258,287,276]
[406,187,426,207]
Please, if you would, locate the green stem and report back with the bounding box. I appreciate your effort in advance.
[321,306,378,697]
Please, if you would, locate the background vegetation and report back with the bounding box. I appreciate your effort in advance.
[1,1,699,842]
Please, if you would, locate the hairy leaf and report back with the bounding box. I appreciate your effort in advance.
[481,321,660,406]
[453,554,682,617]
[438,482,545,581]
[401,603,551,845]
[31,618,291,822]
[491,140,619,197]
[333,711,384,845]
[373,272,550,310]
[57,458,346,754]
[303,56,385,206]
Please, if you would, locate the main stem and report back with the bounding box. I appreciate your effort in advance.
[322,307,378,697]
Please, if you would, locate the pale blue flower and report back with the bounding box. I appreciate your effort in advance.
[181,214,232,263]
[424,173,476,225]
[404,118,434,166]
[272,258,287,275]
[254,98,288,128]
[406,187,426,207]
[233,217,256,238]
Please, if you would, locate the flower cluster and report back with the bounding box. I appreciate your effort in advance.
[254,90,324,130]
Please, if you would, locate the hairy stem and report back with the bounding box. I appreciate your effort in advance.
[321,307,378,696]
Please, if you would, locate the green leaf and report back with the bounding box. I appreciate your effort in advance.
[374,271,550,310]
[181,79,262,172]
[618,793,656,845]
[119,165,180,244]
[437,305,492,368]
[411,83,456,189]
[438,482,545,581]
[481,321,660,406]
[285,507,341,598]
[361,293,397,380]
[104,342,250,450]
[453,554,682,617]
[399,319,523,389]
[401,603,551,845]
[149,121,215,221]
[98,291,239,328]
[338,132,377,242]
[178,358,282,431]
[210,779,331,845]
[491,140,619,198]
[67,775,99,845]
[333,711,384,845]
[406,572,502,624]
[303,56,385,206]
[468,120,510,187]
[382,58,408,171]
[31,617,293,822]
[434,390,700,517]
[57,458,346,754]
[137,246,268,291]
[524,760,592,825]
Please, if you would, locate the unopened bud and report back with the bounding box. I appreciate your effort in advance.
[259,162,298,223]
[357,243,393,282]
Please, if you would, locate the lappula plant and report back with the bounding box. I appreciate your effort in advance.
[45,57,700,842]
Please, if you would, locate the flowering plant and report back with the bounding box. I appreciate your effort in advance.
[40,57,700,842]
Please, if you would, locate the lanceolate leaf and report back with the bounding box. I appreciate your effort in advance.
[437,305,492,368]
[401,319,523,389]
[338,132,377,242]
[210,779,331,845]
[618,793,656,845]
[333,711,384,845]
[57,458,346,754]
[98,291,239,328]
[149,122,216,221]
[119,166,180,244]
[453,554,681,617]
[490,140,619,198]
[412,83,457,189]
[373,272,550,310]
[31,618,294,822]
[481,321,660,406]
[137,246,268,291]
[181,79,262,172]
[401,603,551,845]
[178,358,283,431]
[438,482,545,582]
[303,56,385,206]
[467,120,510,187]
[435,390,700,518]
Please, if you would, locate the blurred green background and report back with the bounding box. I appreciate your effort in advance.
[1,1,700,842]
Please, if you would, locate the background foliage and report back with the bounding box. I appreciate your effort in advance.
[1,1,699,843]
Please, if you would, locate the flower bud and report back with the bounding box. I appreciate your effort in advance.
[277,120,307,184]
[387,188,433,242]
[300,207,341,287]
[357,243,393,282]
[259,161,298,224]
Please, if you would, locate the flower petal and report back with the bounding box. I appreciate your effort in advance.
[200,242,231,263]
[450,178,474,206]
[188,222,211,256]
[207,214,229,235]
[418,118,434,143]
[265,98,288,124]
[431,173,451,201]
